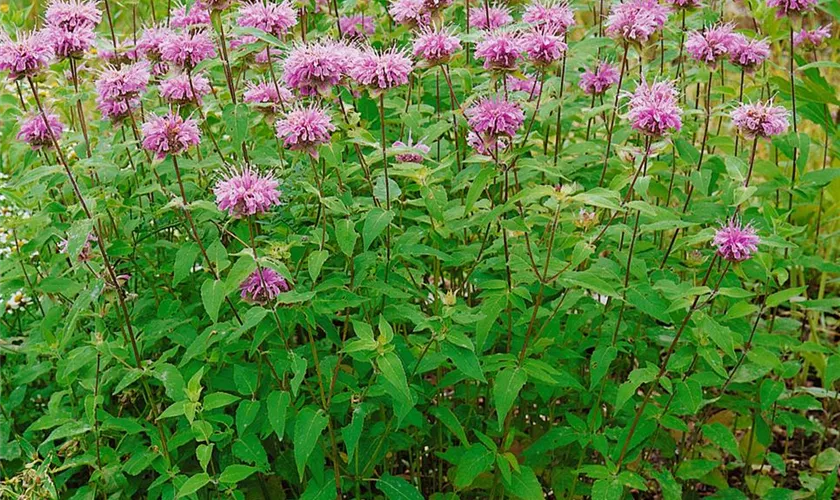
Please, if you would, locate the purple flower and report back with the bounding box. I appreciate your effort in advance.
[44,23,96,59]
[243,80,293,113]
[412,26,461,64]
[766,0,817,18]
[160,72,212,104]
[466,97,524,149]
[137,26,174,62]
[97,95,139,121]
[17,111,64,150]
[523,0,576,34]
[605,0,669,44]
[283,41,354,96]
[469,5,513,30]
[713,219,760,262]
[240,267,290,303]
[393,133,430,163]
[793,25,832,48]
[275,105,335,158]
[665,0,701,8]
[685,23,737,66]
[171,4,212,29]
[340,15,375,39]
[238,1,297,37]
[45,0,102,30]
[350,47,413,91]
[506,73,542,95]
[141,112,202,158]
[579,62,620,95]
[728,34,770,72]
[160,30,217,69]
[626,79,682,136]
[214,166,281,217]
[475,31,521,71]
[95,62,150,100]
[730,101,789,138]
[522,28,566,66]
[389,0,430,27]
[0,31,54,80]
[467,130,509,155]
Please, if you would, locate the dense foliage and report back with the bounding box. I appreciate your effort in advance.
[0,0,838,498]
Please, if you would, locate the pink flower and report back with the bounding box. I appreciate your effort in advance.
[137,26,174,61]
[467,130,509,155]
[522,28,566,66]
[523,0,576,34]
[475,31,521,71]
[713,219,760,262]
[17,111,64,150]
[626,79,682,136]
[275,105,335,158]
[793,25,832,48]
[350,47,412,90]
[160,30,216,69]
[214,166,281,217]
[95,62,150,100]
[283,41,354,96]
[393,133,430,163]
[0,31,54,80]
[605,0,669,44]
[44,24,96,59]
[728,34,770,72]
[240,267,290,303]
[141,112,201,158]
[579,62,620,95]
[45,0,101,30]
[665,0,701,8]
[685,23,737,66]
[171,4,211,28]
[340,15,375,39]
[730,101,789,138]
[766,0,817,18]
[412,26,461,64]
[469,5,513,30]
[389,0,430,27]
[507,73,542,95]
[238,1,297,37]
[243,80,293,113]
[466,97,524,148]
[97,96,139,121]
[160,72,212,104]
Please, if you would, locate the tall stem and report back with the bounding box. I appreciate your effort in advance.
[599,43,629,186]
[378,95,392,288]
[787,24,799,220]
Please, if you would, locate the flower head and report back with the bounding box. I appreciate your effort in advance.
[713,219,760,262]
[0,31,54,80]
[340,15,375,39]
[159,72,211,104]
[766,0,817,18]
[214,166,281,217]
[45,0,101,33]
[97,95,139,121]
[605,0,669,44]
[793,25,832,48]
[393,133,430,163]
[275,105,335,158]
[240,267,290,303]
[413,26,461,64]
[238,1,297,37]
[522,28,566,66]
[665,0,701,8]
[685,23,737,66]
[137,26,175,61]
[467,130,509,155]
[44,23,96,58]
[389,0,430,27]
[160,30,216,69]
[283,41,354,96]
[95,62,150,100]
[350,47,412,90]
[475,31,521,71]
[523,1,575,34]
[626,79,682,136]
[171,4,211,28]
[469,5,513,30]
[466,96,524,146]
[506,73,542,95]
[141,112,201,158]
[243,79,293,113]
[730,101,789,138]
[17,111,64,150]
[579,61,620,95]
[728,34,770,72]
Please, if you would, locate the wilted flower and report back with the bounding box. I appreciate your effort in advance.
[393,133,430,163]
[160,72,212,104]
[728,34,770,72]
[413,26,461,64]
[685,23,737,66]
[730,101,789,138]
[350,47,412,90]
[160,30,216,69]
[340,15,375,39]
[475,31,521,71]
[469,5,513,30]
[626,79,682,136]
[283,41,354,96]
[17,111,64,150]
[141,112,202,158]
[238,1,297,37]
[605,0,669,44]
[766,0,817,18]
[389,0,430,27]
[713,219,760,262]
[0,31,55,80]
[523,0,575,34]
[240,267,290,303]
[214,166,281,217]
[171,4,211,28]
[275,105,335,158]
[574,208,599,230]
[793,25,832,48]
[579,62,620,95]
[522,28,567,66]
[466,97,524,149]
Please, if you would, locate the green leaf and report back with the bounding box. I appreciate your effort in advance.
[591,478,623,500]
[765,286,807,308]
[204,392,240,411]
[615,366,658,412]
[703,422,741,459]
[236,400,260,436]
[362,207,394,250]
[267,391,291,442]
[502,465,544,499]
[335,219,358,257]
[377,474,424,500]
[218,464,258,484]
[430,407,468,446]
[589,345,618,390]
[465,167,494,213]
[176,473,210,498]
[453,445,494,488]
[676,459,719,480]
[200,279,226,323]
[493,367,527,431]
[174,243,200,286]
[341,407,366,462]
[308,250,329,282]
[379,351,412,406]
[294,407,329,481]
[233,365,258,396]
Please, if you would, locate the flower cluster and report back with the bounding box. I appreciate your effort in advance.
[469,5,513,30]
[275,105,335,158]
[466,97,524,151]
[626,79,682,136]
[729,35,770,72]
[244,80,293,114]
[523,0,576,34]
[713,219,760,262]
[340,15,375,39]
[44,0,101,59]
[160,72,212,105]
[522,28,566,66]
[579,62,620,95]
[793,25,832,48]
[730,101,789,138]
[171,4,211,29]
[141,112,202,158]
[283,41,354,96]
[413,26,461,65]
[0,31,54,80]
[160,30,217,69]
[393,134,430,163]
[350,48,413,91]
[685,23,737,66]
[766,0,818,18]
[240,267,291,303]
[238,1,298,37]
[390,0,431,27]
[475,31,521,71]
[214,167,282,217]
[17,111,64,150]
[605,0,669,44]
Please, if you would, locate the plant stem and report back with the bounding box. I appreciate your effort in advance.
[378,94,392,289]
[599,43,629,186]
